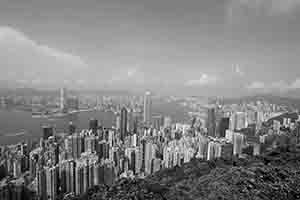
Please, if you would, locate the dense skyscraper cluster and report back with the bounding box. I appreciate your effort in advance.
[0,93,300,200]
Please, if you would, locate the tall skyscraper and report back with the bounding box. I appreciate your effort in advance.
[152,115,164,130]
[69,121,76,135]
[132,113,139,134]
[164,116,172,128]
[60,88,68,113]
[233,132,245,156]
[144,141,153,175]
[230,112,247,131]
[115,114,121,131]
[120,107,128,141]
[143,91,152,126]
[236,112,247,130]
[72,134,84,158]
[207,107,216,137]
[42,125,54,140]
[218,117,230,137]
[37,168,47,200]
[89,118,98,134]
[45,166,58,200]
[127,108,134,133]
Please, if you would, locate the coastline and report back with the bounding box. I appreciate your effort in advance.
[31,108,99,118]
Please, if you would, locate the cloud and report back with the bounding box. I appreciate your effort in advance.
[269,80,290,91]
[127,68,138,77]
[226,0,300,24]
[0,26,88,87]
[233,64,244,76]
[269,0,300,14]
[39,46,86,68]
[108,67,145,86]
[247,78,300,92]
[247,81,265,89]
[290,79,300,89]
[247,80,288,91]
[185,74,217,87]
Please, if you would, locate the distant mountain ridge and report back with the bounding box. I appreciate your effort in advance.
[0,87,133,97]
[220,94,300,111]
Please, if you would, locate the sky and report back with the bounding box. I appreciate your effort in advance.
[0,0,300,96]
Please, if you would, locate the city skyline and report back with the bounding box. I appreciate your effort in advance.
[1,1,300,199]
[1,0,300,96]
[1,87,299,200]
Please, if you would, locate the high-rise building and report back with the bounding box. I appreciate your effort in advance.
[45,166,58,200]
[236,112,247,130]
[89,118,98,134]
[207,140,232,161]
[65,160,76,194]
[130,150,136,174]
[218,117,230,137]
[143,91,152,126]
[67,96,79,111]
[115,114,121,131]
[233,132,245,156]
[164,116,172,128]
[75,162,83,195]
[29,150,40,178]
[151,158,161,173]
[195,135,209,159]
[59,161,67,194]
[207,141,219,160]
[60,88,68,113]
[103,163,115,186]
[144,141,154,175]
[135,146,142,174]
[37,168,47,200]
[72,134,84,158]
[152,115,164,130]
[120,107,128,141]
[42,125,54,140]
[69,121,76,135]
[84,136,96,153]
[207,107,216,137]
[127,108,134,133]
[230,112,247,131]
[132,113,140,134]
[13,159,21,178]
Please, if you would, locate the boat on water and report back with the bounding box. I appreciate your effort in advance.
[32,113,69,118]
[32,108,107,119]
[32,112,49,118]
[4,131,27,137]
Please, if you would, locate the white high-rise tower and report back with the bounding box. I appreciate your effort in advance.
[143,91,152,126]
[60,88,67,113]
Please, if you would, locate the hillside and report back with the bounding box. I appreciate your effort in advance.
[70,145,300,200]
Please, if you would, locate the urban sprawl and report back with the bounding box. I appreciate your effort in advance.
[0,90,299,200]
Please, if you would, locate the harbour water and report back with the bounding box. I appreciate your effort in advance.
[0,109,115,145]
[0,101,190,145]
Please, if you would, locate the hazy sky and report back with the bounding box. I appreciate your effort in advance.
[1,0,300,96]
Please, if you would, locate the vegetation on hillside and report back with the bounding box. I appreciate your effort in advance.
[69,145,300,200]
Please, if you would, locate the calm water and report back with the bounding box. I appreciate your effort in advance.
[0,109,115,145]
[0,101,189,145]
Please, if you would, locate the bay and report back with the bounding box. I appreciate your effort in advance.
[0,101,189,145]
[0,109,115,145]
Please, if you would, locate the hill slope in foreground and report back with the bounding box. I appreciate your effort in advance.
[71,145,300,200]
